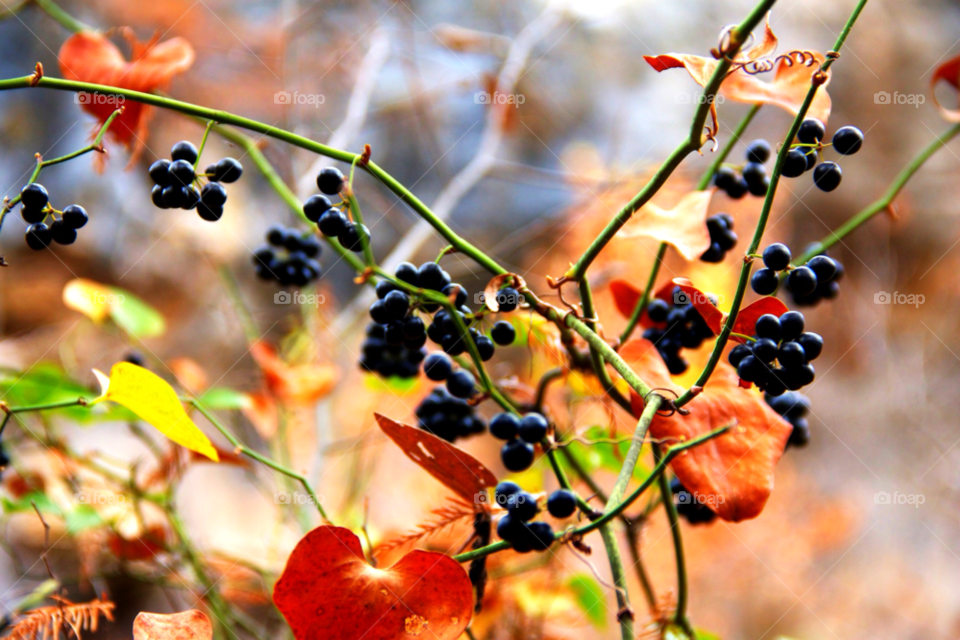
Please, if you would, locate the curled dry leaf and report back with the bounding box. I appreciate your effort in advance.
[931,53,960,122]
[483,273,526,312]
[274,526,473,640]
[672,278,787,343]
[643,19,831,128]
[249,342,336,405]
[375,414,497,504]
[58,30,195,163]
[133,610,212,640]
[618,190,714,261]
[620,339,792,521]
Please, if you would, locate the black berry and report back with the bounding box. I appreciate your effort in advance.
[813,161,842,192]
[547,489,577,518]
[831,126,863,155]
[316,167,345,195]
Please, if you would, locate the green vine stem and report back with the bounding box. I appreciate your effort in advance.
[677,0,871,407]
[695,104,763,191]
[32,0,90,33]
[567,0,776,282]
[653,443,691,633]
[599,523,634,640]
[794,121,960,265]
[619,242,667,346]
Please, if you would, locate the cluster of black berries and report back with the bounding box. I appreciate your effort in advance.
[670,477,716,525]
[360,322,427,379]
[307,167,369,253]
[19,183,89,250]
[414,386,486,442]
[728,312,822,396]
[423,352,479,398]
[765,391,811,449]
[642,287,715,375]
[713,139,771,199]
[252,225,323,286]
[781,119,863,192]
[700,213,738,263]
[493,481,557,553]
[750,242,843,305]
[149,141,242,220]
[489,411,549,472]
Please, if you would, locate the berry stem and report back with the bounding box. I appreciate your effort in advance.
[567,0,776,282]
[654,442,693,634]
[346,191,375,267]
[32,0,91,33]
[676,0,870,408]
[193,119,216,170]
[580,278,633,412]
[619,242,667,345]
[794,121,960,265]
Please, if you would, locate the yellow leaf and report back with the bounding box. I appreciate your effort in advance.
[95,363,218,462]
[63,279,113,322]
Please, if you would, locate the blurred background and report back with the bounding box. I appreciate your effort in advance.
[1,0,960,638]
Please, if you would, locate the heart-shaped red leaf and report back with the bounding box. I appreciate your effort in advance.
[622,339,792,522]
[375,413,497,503]
[274,526,473,640]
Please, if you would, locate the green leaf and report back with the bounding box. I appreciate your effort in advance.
[696,629,722,640]
[2,491,60,517]
[363,373,420,395]
[567,573,606,628]
[107,286,166,338]
[66,504,103,532]
[0,364,135,424]
[198,387,252,410]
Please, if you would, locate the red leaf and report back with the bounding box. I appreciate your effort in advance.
[375,414,497,504]
[671,278,725,334]
[932,53,960,122]
[671,278,787,343]
[274,526,473,640]
[609,279,679,327]
[622,340,792,522]
[58,30,195,162]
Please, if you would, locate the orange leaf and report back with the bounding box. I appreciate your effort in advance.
[672,278,787,343]
[133,610,212,640]
[273,525,473,640]
[619,190,714,260]
[932,53,960,121]
[622,340,792,522]
[249,342,336,405]
[375,414,497,504]
[58,30,195,162]
[671,278,725,334]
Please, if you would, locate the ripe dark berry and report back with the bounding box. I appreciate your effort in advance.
[338,222,369,253]
[20,183,48,210]
[299,234,322,258]
[797,332,823,361]
[781,148,808,178]
[197,202,223,221]
[547,489,577,518]
[832,126,863,155]
[762,243,792,271]
[396,262,419,286]
[496,514,522,541]
[170,140,198,163]
[804,149,819,172]
[813,161,842,192]
[779,311,805,341]
[382,290,410,321]
[754,315,781,342]
[25,222,52,250]
[316,167,345,195]
[50,219,77,245]
[701,214,738,262]
[490,413,520,440]
[476,335,495,361]
[713,166,738,191]
[746,139,771,164]
[183,186,201,210]
[497,287,521,312]
[21,204,46,224]
[442,284,468,308]
[149,159,172,186]
[753,338,778,363]
[786,266,818,296]
[501,438,535,472]
[61,205,88,229]
[725,176,748,199]
[415,387,484,440]
[151,185,168,209]
[737,355,764,383]
[402,315,425,339]
[518,413,548,443]
[168,159,196,186]
[446,370,475,399]
[507,491,539,521]
[807,255,837,281]
[742,161,767,189]
[214,158,243,183]
[495,481,521,506]
[797,118,826,144]
[318,209,347,237]
[647,299,670,323]
[777,342,806,368]
[671,477,716,524]
[375,280,397,299]
[728,343,752,368]
[491,321,516,346]
[527,521,555,551]
[303,195,332,222]
[267,225,286,246]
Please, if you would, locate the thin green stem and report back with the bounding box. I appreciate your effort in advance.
[194,119,216,170]
[580,279,632,412]
[654,443,691,633]
[186,399,329,522]
[794,122,960,265]
[695,104,763,191]
[619,242,667,345]
[678,0,870,407]
[4,398,87,413]
[598,523,633,640]
[606,396,662,510]
[32,0,91,33]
